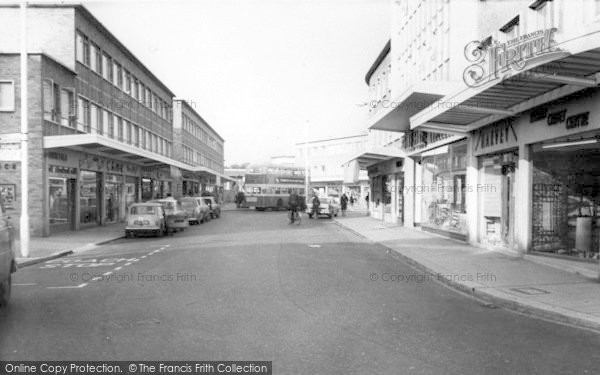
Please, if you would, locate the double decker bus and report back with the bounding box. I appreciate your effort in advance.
[242,169,306,210]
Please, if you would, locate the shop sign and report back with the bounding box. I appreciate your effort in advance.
[0,184,16,210]
[566,112,589,130]
[48,165,77,175]
[530,107,548,123]
[474,120,517,151]
[47,151,68,162]
[547,110,567,126]
[275,177,305,184]
[463,28,565,88]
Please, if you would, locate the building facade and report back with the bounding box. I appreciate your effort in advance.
[295,134,369,202]
[0,5,225,237]
[362,0,600,263]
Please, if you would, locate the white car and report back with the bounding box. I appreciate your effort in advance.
[306,197,340,219]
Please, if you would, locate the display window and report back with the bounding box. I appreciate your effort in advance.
[531,135,600,260]
[420,140,468,235]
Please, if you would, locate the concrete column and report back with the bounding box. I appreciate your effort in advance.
[99,172,106,226]
[515,143,532,255]
[74,170,81,231]
[403,157,415,227]
[414,158,422,225]
[466,138,479,246]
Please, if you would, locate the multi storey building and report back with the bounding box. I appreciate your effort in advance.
[0,4,226,236]
[172,99,225,196]
[295,134,370,200]
[363,0,600,265]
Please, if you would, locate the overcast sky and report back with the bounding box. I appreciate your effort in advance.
[83,0,390,165]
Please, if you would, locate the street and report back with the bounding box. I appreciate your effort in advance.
[1,211,600,374]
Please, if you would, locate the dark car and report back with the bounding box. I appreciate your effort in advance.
[0,199,16,307]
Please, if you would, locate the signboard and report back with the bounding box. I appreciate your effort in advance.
[463,28,567,88]
[474,119,518,154]
[0,184,16,210]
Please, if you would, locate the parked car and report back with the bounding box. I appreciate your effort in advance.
[178,197,209,225]
[0,198,16,307]
[125,202,167,238]
[193,197,212,223]
[306,196,340,219]
[202,196,221,219]
[151,198,189,232]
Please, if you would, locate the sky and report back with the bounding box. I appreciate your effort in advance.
[82,0,390,165]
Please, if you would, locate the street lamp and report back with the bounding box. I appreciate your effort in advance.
[20,0,30,257]
[304,120,309,200]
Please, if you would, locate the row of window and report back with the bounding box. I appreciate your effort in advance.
[182,145,222,171]
[76,31,172,122]
[76,95,172,158]
[182,114,222,152]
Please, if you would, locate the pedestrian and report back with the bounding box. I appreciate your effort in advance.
[340,193,348,216]
[311,194,320,218]
[350,195,355,207]
[365,193,369,211]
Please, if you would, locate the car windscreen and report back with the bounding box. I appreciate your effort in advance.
[130,206,155,215]
[203,199,211,205]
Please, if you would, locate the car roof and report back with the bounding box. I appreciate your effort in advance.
[131,202,162,207]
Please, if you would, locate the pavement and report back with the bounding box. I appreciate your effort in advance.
[334,211,600,333]
[14,223,125,267]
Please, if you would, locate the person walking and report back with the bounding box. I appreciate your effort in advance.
[311,194,320,219]
[340,193,348,217]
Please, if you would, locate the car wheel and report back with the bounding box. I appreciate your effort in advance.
[0,275,12,308]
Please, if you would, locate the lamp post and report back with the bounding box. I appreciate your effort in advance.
[20,0,30,258]
[304,120,309,200]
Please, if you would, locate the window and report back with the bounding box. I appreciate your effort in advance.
[90,103,99,134]
[107,113,114,138]
[112,114,119,139]
[113,61,121,87]
[117,116,123,140]
[102,109,110,135]
[0,81,15,112]
[90,43,101,73]
[76,33,85,63]
[43,79,59,122]
[124,70,131,94]
[131,78,138,100]
[131,124,138,146]
[102,53,112,81]
[122,119,129,143]
[60,88,75,127]
[145,88,151,107]
[77,97,90,132]
[138,82,144,103]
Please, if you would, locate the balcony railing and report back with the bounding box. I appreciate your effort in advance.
[402,130,453,153]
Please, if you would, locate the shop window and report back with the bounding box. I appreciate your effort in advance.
[532,142,600,259]
[420,140,468,235]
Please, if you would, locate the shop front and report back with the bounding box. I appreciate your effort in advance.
[368,158,404,224]
[47,150,79,234]
[471,119,520,251]
[418,140,468,240]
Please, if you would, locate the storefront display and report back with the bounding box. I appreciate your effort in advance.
[105,174,123,223]
[420,140,467,236]
[478,151,518,248]
[531,136,600,259]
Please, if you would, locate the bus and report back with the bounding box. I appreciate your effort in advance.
[242,173,306,210]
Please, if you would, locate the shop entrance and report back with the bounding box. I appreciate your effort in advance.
[49,177,76,233]
[478,151,518,249]
[105,178,122,223]
[79,170,100,227]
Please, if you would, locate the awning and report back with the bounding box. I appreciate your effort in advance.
[411,48,600,133]
[369,81,461,132]
[44,133,230,182]
[343,146,405,170]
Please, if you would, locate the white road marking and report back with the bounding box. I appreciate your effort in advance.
[140,256,147,259]
[91,277,102,281]
[124,262,132,266]
[47,283,87,289]
[13,283,37,286]
[103,272,112,276]
[114,267,122,271]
